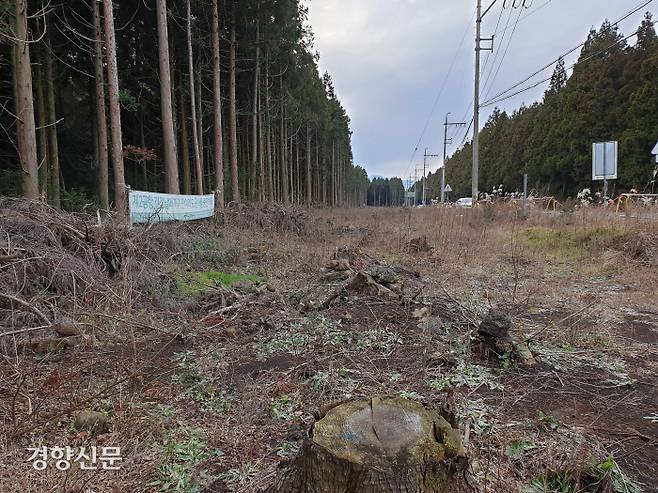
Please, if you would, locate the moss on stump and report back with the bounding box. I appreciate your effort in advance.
[266,396,473,493]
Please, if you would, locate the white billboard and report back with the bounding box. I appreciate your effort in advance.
[592,141,618,181]
[129,190,215,224]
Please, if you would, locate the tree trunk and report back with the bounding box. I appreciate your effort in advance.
[102,0,127,214]
[265,55,273,202]
[211,0,224,208]
[331,140,336,207]
[251,7,261,202]
[258,76,265,202]
[92,0,109,209]
[179,73,192,194]
[280,101,289,205]
[139,108,148,189]
[44,27,61,208]
[186,0,203,195]
[13,0,39,200]
[156,0,179,194]
[295,135,300,203]
[306,124,312,206]
[35,48,49,200]
[322,146,327,206]
[266,397,471,493]
[196,70,204,191]
[228,3,240,203]
[314,139,320,205]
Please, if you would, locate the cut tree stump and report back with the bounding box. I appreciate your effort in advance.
[266,396,473,493]
[476,311,537,366]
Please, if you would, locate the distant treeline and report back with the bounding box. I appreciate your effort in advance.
[366,177,405,206]
[420,15,657,201]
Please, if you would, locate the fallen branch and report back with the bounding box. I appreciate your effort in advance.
[0,292,51,325]
[0,325,51,338]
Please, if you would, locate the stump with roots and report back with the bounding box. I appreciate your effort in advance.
[266,396,473,493]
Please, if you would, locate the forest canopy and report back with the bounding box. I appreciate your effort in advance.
[440,15,658,200]
[1,0,370,210]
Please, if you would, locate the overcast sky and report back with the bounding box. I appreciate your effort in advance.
[305,0,654,183]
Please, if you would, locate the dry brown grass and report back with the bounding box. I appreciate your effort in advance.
[1,202,656,493]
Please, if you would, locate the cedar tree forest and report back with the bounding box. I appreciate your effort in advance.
[1,4,657,210]
[1,0,369,211]
[373,15,658,206]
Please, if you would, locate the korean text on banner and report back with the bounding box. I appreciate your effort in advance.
[129,190,215,224]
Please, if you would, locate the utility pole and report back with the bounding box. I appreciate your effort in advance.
[473,0,483,203]
[413,165,420,207]
[423,149,440,205]
[473,0,526,202]
[442,113,466,203]
[473,0,495,203]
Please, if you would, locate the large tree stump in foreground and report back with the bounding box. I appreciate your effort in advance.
[266,396,473,493]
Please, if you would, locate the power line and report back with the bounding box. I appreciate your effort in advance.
[460,118,474,147]
[481,25,650,108]
[449,0,550,155]
[450,0,545,147]
[518,0,553,23]
[481,6,506,75]
[481,8,514,92]
[482,0,654,106]
[483,7,524,99]
[403,9,475,181]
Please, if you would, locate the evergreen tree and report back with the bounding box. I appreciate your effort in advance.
[446,18,658,198]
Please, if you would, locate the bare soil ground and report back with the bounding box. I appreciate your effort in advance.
[1,200,657,493]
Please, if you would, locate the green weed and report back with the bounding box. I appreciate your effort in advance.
[269,395,301,420]
[148,427,214,493]
[173,269,261,296]
[217,463,258,491]
[255,325,314,356]
[172,351,232,414]
[457,399,494,435]
[427,363,502,392]
[520,226,627,263]
[524,456,641,493]
[536,410,563,430]
[505,438,536,458]
[276,441,301,459]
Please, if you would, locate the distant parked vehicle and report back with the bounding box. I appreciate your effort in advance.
[456,197,473,208]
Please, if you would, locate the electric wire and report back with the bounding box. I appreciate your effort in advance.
[481,6,506,76]
[481,8,514,93]
[450,0,551,151]
[483,7,524,99]
[481,0,654,106]
[402,9,475,184]
[482,25,651,108]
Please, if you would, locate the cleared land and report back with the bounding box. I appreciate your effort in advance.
[1,199,657,493]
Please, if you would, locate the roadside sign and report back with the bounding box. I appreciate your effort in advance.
[592,141,618,181]
[652,141,658,162]
[444,184,452,193]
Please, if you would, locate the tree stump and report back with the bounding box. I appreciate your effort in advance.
[266,396,473,493]
[476,311,536,366]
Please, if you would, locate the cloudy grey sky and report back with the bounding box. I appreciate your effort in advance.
[305,0,654,182]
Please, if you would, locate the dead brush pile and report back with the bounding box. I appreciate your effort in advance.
[616,230,657,266]
[0,199,313,348]
[0,199,181,342]
[220,201,311,235]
